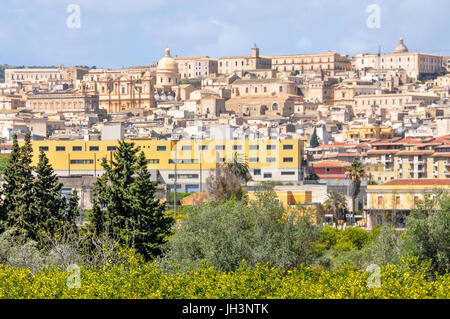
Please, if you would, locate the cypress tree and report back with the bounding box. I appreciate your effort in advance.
[92,141,174,260]
[6,133,35,238]
[0,134,22,228]
[310,128,320,148]
[130,151,173,260]
[67,189,80,225]
[31,151,67,238]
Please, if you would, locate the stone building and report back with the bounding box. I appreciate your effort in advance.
[26,92,99,114]
[79,67,155,113]
[353,38,444,80]
[218,45,272,75]
[174,56,218,79]
[272,52,351,76]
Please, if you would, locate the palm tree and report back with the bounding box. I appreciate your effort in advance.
[346,160,366,225]
[224,152,251,184]
[323,191,347,228]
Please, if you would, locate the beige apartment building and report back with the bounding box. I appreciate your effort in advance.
[354,92,439,116]
[332,79,377,106]
[174,56,218,79]
[225,78,301,117]
[5,65,88,85]
[0,95,26,110]
[363,137,450,183]
[271,52,351,76]
[353,38,443,80]
[218,46,272,75]
[27,92,99,114]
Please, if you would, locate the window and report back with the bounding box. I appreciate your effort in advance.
[414,196,420,205]
[264,173,272,178]
[249,158,259,163]
[107,146,117,151]
[233,145,242,150]
[198,145,208,150]
[272,103,278,111]
[56,146,66,152]
[73,146,82,151]
[169,159,198,164]
[377,196,383,206]
[39,146,49,152]
[147,159,160,164]
[186,185,200,193]
[89,146,99,151]
[281,171,295,176]
[266,145,276,150]
[266,157,276,163]
[216,145,225,150]
[283,157,293,163]
[121,87,125,94]
[70,160,93,165]
[249,145,259,150]
[157,146,167,151]
[283,144,293,150]
[181,145,192,151]
[169,174,199,179]
[396,196,401,205]
[253,169,261,175]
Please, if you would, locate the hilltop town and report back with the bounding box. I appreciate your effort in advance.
[1,38,450,230]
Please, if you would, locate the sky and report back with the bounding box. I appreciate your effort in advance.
[0,0,449,69]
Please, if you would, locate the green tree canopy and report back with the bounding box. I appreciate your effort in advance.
[91,140,173,260]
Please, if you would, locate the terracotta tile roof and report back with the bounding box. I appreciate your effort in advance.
[366,150,399,155]
[382,179,450,186]
[431,152,450,157]
[396,138,422,144]
[396,150,435,156]
[311,160,352,168]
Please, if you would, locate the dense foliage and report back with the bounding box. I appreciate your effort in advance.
[160,191,321,273]
[0,256,448,299]
[91,141,174,261]
[0,136,448,299]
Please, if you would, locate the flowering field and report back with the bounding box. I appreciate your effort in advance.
[0,259,448,299]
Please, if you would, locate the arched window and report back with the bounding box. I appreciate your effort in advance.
[272,103,278,111]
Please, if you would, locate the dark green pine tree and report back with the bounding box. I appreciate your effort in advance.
[31,151,67,238]
[310,128,320,148]
[0,134,22,228]
[66,189,80,226]
[6,133,36,238]
[91,141,174,260]
[90,199,105,237]
[93,141,139,239]
[129,151,173,260]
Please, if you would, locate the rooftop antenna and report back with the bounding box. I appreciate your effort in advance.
[376,45,381,94]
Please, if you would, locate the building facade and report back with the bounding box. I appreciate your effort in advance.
[23,138,304,193]
[174,56,218,79]
[272,52,351,76]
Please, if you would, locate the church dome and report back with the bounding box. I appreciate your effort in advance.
[157,48,178,73]
[394,38,408,53]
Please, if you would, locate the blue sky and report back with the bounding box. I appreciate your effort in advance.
[1,0,449,68]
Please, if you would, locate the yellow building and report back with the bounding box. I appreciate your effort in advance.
[364,179,450,229]
[23,138,304,193]
[343,125,394,142]
[247,185,319,222]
